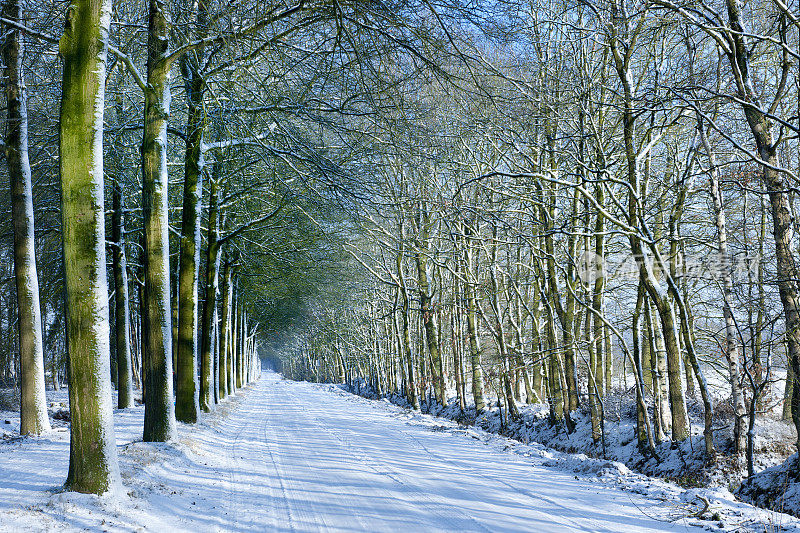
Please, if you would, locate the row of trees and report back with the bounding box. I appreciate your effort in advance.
[6,0,285,494]
[2,0,444,494]
[278,0,800,483]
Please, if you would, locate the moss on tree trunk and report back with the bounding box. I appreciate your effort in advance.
[59,0,120,494]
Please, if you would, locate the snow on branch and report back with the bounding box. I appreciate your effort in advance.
[202,128,275,152]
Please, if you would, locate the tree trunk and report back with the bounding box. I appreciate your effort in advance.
[543,296,564,424]
[199,174,221,411]
[234,304,241,389]
[175,0,209,422]
[213,306,219,403]
[464,228,486,411]
[698,117,742,454]
[644,299,666,444]
[138,256,147,403]
[414,210,446,407]
[451,306,465,411]
[229,279,238,394]
[142,0,176,442]
[59,0,121,493]
[2,0,50,436]
[240,310,247,387]
[543,182,579,412]
[542,115,580,413]
[219,258,232,398]
[396,234,418,409]
[111,182,134,409]
[632,283,648,447]
[235,298,243,390]
[488,228,519,420]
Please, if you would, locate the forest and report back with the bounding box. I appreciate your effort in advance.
[0,0,800,528]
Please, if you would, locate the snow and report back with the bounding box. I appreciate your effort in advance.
[377,377,797,496]
[739,454,800,518]
[0,371,797,531]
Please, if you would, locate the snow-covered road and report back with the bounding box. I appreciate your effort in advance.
[0,371,788,532]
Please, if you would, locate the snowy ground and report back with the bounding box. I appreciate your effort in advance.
[0,372,797,532]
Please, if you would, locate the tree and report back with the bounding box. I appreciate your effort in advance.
[2,0,50,436]
[111,180,134,409]
[141,0,177,442]
[199,163,222,409]
[59,0,121,494]
[175,0,208,422]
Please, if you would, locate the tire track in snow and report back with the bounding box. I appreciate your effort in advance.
[216,374,710,532]
[314,384,678,532]
[225,407,253,532]
[259,399,300,531]
[304,410,493,532]
[284,385,490,532]
[353,390,614,528]
[260,378,332,531]
[395,425,591,531]
[220,382,295,532]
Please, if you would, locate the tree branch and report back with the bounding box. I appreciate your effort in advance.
[0,16,148,91]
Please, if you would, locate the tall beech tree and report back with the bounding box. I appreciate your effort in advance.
[59,0,121,494]
[145,0,309,428]
[141,0,177,442]
[199,166,221,410]
[175,0,209,422]
[111,180,134,410]
[2,0,50,436]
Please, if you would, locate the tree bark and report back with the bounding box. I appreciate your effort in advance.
[2,0,50,436]
[199,173,221,411]
[213,306,220,402]
[413,204,446,407]
[142,0,176,442]
[632,283,648,447]
[112,182,134,409]
[228,277,237,394]
[236,305,245,389]
[59,0,121,493]
[695,118,741,454]
[487,226,519,420]
[220,258,232,398]
[396,228,418,409]
[464,227,486,412]
[175,0,209,423]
